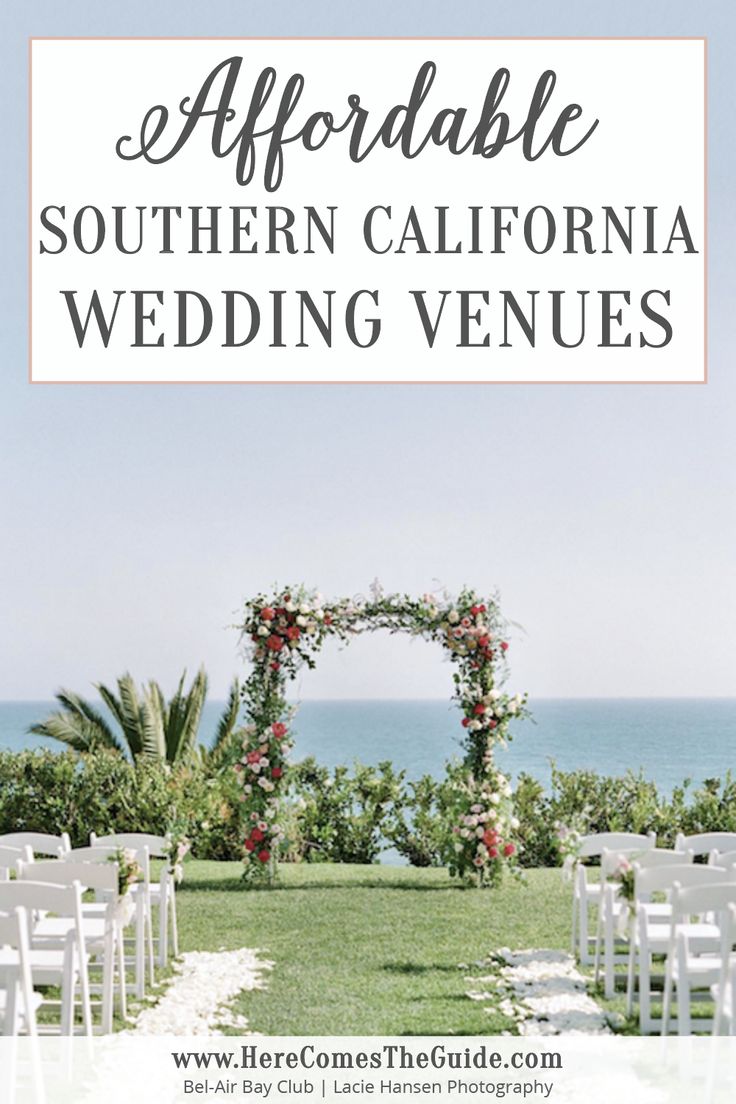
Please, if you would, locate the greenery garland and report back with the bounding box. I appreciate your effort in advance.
[234,583,528,886]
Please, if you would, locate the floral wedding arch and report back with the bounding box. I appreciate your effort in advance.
[233,583,527,885]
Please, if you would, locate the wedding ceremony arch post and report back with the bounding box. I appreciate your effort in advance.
[233,584,528,886]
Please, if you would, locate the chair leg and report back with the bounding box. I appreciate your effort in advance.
[117,927,127,1021]
[594,896,604,984]
[677,978,692,1037]
[135,895,145,1000]
[101,928,114,1034]
[159,890,168,968]
[78,949,93,1038]
[604,904,616,999]
[170,887,179,958]
[579,896,590,965]
[571,886,578,957]
[60,939,74,1035]
[639,950,651,1034]
[661,961,674,1036]
[626,935,636,1016]
[146,897,155,984]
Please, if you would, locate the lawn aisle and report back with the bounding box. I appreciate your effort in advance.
[176,862,571,1035]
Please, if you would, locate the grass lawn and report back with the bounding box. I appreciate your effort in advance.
[176,861,573,1035]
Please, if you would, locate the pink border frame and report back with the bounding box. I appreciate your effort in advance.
[28,36,708,386]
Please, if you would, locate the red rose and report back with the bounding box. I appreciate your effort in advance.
[477,635,489,647]
[251,828,264,842]
[503,843,516,857]
[488,847,499,859]
[484,830,498,847]
[260,607,275,621]
[470,605,479,616]
[257,850,271,863]
[286,625,300,641]
[501,641,509,652]
[488,720,498,729]
[266,634,284,652]
[461,717,471,728]
[272,767,283,779]
[324,614,333,625]
[244,840,255,852]
[473,703,485,716]
[272,722,287,739]
[270,661,280,671]
[479,604,486,613]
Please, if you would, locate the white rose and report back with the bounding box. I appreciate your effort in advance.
[454,843,463,853]
[508,702,518,714]
[299,603,311,615]
[314,609,324,620]
[475,827,485,839]
[285,601,296,612]
[296,615,308,627]
[487,809,497,822]
[448,610,460,624]
[469,720,481,732]
[490,793,500,805]
[460,829,470,839]
[511,817,520,830]
[257,625,269,637]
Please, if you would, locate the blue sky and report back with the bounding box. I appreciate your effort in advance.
[1,1,734,701]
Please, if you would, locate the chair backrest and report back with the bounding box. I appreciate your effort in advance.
[0,844,33,880]
[712,850,736,872]
[0,831,71,857]
[671,881,736,922]
[675,832,736,857]
[601,846,692,880]
[578,831,656,859]
[18,858,118,896]
[634,862,733,901]
[91,832,169,858]
[65,844,150,883]
[0,876,83,916]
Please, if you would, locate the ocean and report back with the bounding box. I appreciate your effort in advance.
[1,697,735,792]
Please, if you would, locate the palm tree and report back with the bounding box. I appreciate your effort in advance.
[29,669,242,765]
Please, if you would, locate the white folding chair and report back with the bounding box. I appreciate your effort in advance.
[595,848,692,998]
[626,863,735,1033]
[64,844,150,998]
[662,883,736,1035]
[0,908,39,1036]
[0,833,71,858]
[0,846,32,882]
[572,831,656,964]
[676,832,736,860]
[0,879,91,1035]
[91,832,179,968]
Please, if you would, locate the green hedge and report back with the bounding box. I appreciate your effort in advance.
[2,749,734,868]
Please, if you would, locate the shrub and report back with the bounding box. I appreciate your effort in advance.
[284,758,404,864]
[0,749,242,860]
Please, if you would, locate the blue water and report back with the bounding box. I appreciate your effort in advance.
[2,698,735,792]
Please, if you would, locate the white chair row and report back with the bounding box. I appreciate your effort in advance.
[571,831,736,965]
[0,830,183,1037]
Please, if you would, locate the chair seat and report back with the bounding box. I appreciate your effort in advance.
[34,916,107,939]
[674,952,736,981]
[640,921,721,952]
[0,947,75,985]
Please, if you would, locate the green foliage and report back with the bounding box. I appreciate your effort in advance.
[4,748,736,873]
[284,758,404,864]
[386,773,452,867]
[28,670,241,765]
[0,748,240,859]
